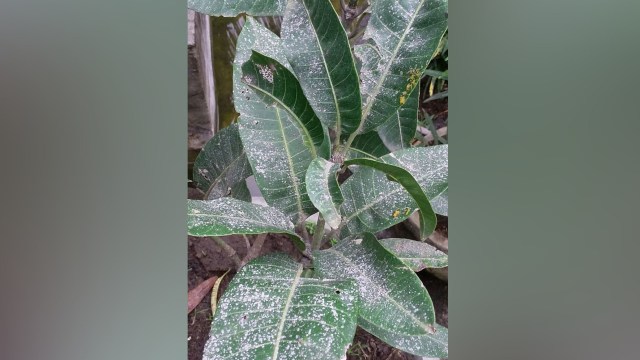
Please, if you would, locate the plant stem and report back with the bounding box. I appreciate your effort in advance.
[241,233,267,267]
[311,215,326,251]
[301,267,314,278]
[211,236,243,268]
[242,234,251,251]
[299,222,312,246]
[341,129,360,157]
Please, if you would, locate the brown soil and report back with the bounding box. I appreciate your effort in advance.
[424,96,448,129]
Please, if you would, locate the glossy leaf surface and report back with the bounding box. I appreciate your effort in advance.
[281,0,361,138]
[345,130,389,160]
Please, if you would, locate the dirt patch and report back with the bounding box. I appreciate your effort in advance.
[424,96,448,129]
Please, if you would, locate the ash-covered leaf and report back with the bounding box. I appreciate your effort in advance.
[314,234,444,357]
[187,198,304,249]
[340,145,448,237]
[378,238,448,271]
[203,253,359,360]
[305,158,344,229]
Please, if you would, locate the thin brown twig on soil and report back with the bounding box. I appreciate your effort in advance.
[241,233,267,266]
[242,234,251,251]
[418,126,448,143]
[211,236,243,268]
[382,349,400,360]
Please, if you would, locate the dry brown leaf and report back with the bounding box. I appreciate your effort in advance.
[188,276,218,314]
[210,270,230,316]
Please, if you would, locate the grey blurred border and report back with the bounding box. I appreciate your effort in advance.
[452,1,640,359]
[1,1,186,359]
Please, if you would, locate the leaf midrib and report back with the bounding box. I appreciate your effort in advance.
[274,107,306,220]
[360,0,427,125]
[245,82,318,158]
[271,263,303,359]
[300,0,342,137]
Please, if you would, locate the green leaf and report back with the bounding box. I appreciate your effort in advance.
[281,0,362,139]
[193,124,253,200]
[422,69,448,80]
[238,108,317,224]
[233,18,294,114]
[376,85,419,152]
[188,0,285,16]
[234,18,317,223]
[305,158,344,229]
[358,319,448,358]
[430,187,447,216]
[187,198,304,249]
[424,89,448,102]
[203,253,359,360]
[241,51,329,158]
[314,234,445,357]
[343,158,437,240]
[345,130,390,160]
[378,238,448,271]
[229,180,252,202]
[340,145,448,237]
[345,83,419,159]
[357,0,448,132]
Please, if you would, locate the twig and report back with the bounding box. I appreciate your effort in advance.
[383,349,400,360]
[418,125,448,143]
[242,234,251,251]
[211,236,243,268]
[241,234,267,266]
[298,221,312,247]
[311,215,326,251]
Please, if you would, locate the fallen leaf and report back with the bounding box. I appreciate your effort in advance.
[211,270,230,316]
[188,276,218,314]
